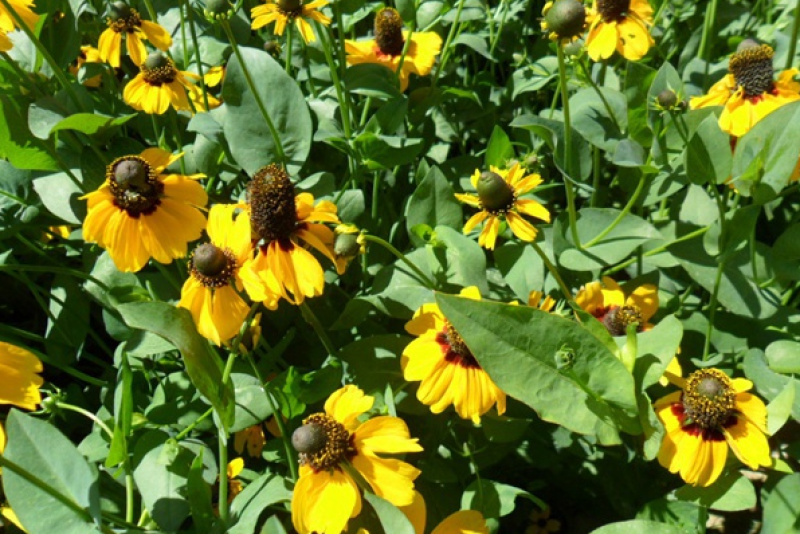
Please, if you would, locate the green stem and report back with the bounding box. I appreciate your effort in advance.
[371,171,381,220]
[0,50,45,97]
[697,0,719,89]
[216,349,238,525]
[299,302,338,357]
[174,407,214,440]
[319,24,353,139]
[55,402,114,438]
[583,173,646,248]
[0,264,110,292]
[220,20,286,163]
[603,225,711,275]
[141,0,158,20]
[488,0,509,57]
[431,0,467,88]
[703,260,725,360]
[178,0,190,68]
[579,59,622,134]
[556,45,581,249]
[285,23,294,74]
[362,234,436,289]
[531,241,572,302]
[182,0,210,111]
[787,0,800,70]
[0,0,86,111]
[591,147,601,207]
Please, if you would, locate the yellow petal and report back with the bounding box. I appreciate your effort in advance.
[431,510,490,534]
[354,416,423,455]
[139,20,172,50]
[478,215,500,250]
[587,21,618,61]
[506,211,538,242]
[627,283,658,321]
[324,385,374,430]
[351,453,420,506]
[724,417,771,470]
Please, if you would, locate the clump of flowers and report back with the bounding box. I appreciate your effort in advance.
[345,8,443,92]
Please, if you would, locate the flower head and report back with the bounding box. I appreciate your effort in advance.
[345,8,442,92]
[403,287,507,424]
[0,341,43,410]
[0,0,39,52]
[240,164,340,306]
[124,51,219,115]
[82,148,208,272]
[541,0,588,44]
[227,458,244,501]
[455,163,550,250]
[575,276,657,336]
[585,0,654,61]
[69,46,103,87]
[178,204,252,345]
[290,385,422,534]
[527,507,561,534]
[690,42,800,138]
[251,0,331,44]
[655,368,771,487]
[98,1,172,68]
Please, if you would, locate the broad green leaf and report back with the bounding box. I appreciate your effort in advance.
[431,226,488,293]
[354,132,424,170]
[555,208,664,271]
[636,499,707,534]
[222,46,312,175]
[107,350,133,467]
[511,57,558,100]
[625,61,656,147]
[229,474,293,534]
[591,520,684,534]
[45,274,89,365]
[765,340,800,374]
[0,95,59,171]
[485,126,513,167]
[494,242,544,302]
[230,372,275,433]
[117,302,235,429]
[684,114,732,185]
[461,479,544,520]
[767,381,795,436]
[675,471,756,512]
[344,63,402,99]
[50,113,137,136]
[569,87,628,152]
[762,473,800,534]
[435,293,640,442]
[453,34,493,61]
[31,170,86,224]
[634,315,683,390]
[510,114,591,183]
[339,334,409,393]
[744,349,800,421]
[187,451,215,534]
[2,410,102,534]
[363,493,416,534]
[405,166,463,247]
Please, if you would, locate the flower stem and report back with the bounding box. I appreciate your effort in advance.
[697,0,719,89]
[362,234,436,289]
[603,225,711,275]
[285,24,294,74]
[787,0,800,70]
[319,24,353,139]
[556,44,581,249]
[0,0,87,111]
[55,402,114,438]
[703,260,725,361]
[220,19,287,164]
[531,241,572,302]
[174,407,214,440]
[578,58,622,134]
[431,0,467,88]
[488,0,509,57]
[583,173,646,249]
[299,301,338,357]
[216,348,238,525]
[182,0,211,111]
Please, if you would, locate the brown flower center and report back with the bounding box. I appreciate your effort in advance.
[296,413,356,472]
[476,171,516,214]
[729,43,775,98]
[602,304,643,336]
[190,243,238,288]
[277,0,303,17]
[596,0,630,22]
[107,6,143,33]
[437,321,481,368]
[247,164,298,245]
[374,8,405,56]
[681,369,737,431]
[107,156,163,216]
[142,52,178,86]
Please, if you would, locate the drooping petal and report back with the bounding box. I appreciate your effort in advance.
[125,31,146,67]
[351,452,420,507]
[324,385,374,430]
[292,471,360,534]
[477,215,500,250]
[627,283,658,322]
[431,510,490,534]
[506,211,538,242]
[98,29,122,67]
[586,21,618,61]
[354,416,423,455]
[0,342,44,410]
[139,20,172,50]
[724,417,771,470]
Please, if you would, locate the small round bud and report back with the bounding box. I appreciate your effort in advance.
[544,0,586,40]
[562,38,583,57]
[292,423,327,454]
[193,243,228,277]
[656,89,678,109]
[476,171,514,211]
[144,51,170,70]
[204,0,231,14]
[41,395,59,412]
[524,154,540,168]
[334,233,360,259]
[264,40,282,57]
[108,1,131,20]
[737,38,761,53]
[114,160,147,190]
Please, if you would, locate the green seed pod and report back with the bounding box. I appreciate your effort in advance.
[204,0,231,14]
[544,0,586,40]
[144,51,170,70]
[334,233,360,259]
[108,1,132,20]
[656,89,678,109]
[292,423,327,454]
[476,171,514,212]
[192,243,228,277]
[114,159,148,190]
[278,0,303,12]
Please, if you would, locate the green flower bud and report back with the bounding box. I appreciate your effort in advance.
[108,1,132,20]
[476,171,514,212]
[114,159,148,190]
[656,89,678,109]
[292,423,327,454]
[192,243,228,277]
[544,0,586,40]
[144,51,170,70]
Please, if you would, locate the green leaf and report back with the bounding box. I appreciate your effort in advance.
[229,474,293,534]
[590,520,684,534]
[344,63,402,99]
[187,451,215,534]
[494,242,544,302]
[431,226,488,293]
[461,479,544,520]
[230,372,275,433]
[117,302,235,429]
[0,95,59,171]
[2,410,103,534]
[684,114,732,185]
[363,493,416,534]
[339,334,409,393]
[50,113,137,137]
[453,34,493,61]
[762,473,800,534]
[612,139,646,168]
[510,114,591,183]
[107,351,134,467]
[675,471,756,512]
[765,340,800,374]
[569,87,628,152]
[45,274,89,365]
[222,46,312,175]
[405,166,463,247]
[634,315,683,390]
[485,126,514,167]
[744,349,800,421]
[511,57,558,100]
[625,61,656,147]
[354,132,424,170]
[767,381,795,436]
[636,498,707,534]
[435,293,640,442]
[31,170,86,224]
[555,208,664,271]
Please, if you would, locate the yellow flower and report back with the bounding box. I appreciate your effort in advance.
[124,51,220,115]
[227,457,244,501]
[575,276,658,336]
[402,287,507,424]
[345,8,442,92]
[1,506,25,531]
[0,0,39,52]
[0,342,43,410]
[204,65,225,88]
[98,2,171,68]
[234,424,267,457]
[69,46,103,88]
[240,164,340,306]
[585,0,654,61]
[357,491,489,534]
[528,290,556,311]
[659,354,682,387]
[178,204,252,346]
[291,385,422,534]
[333,223,365,274]
[251,0,331,44]
[527,507,561,534]
[455,163,550,251]
[82,148,208,273]
[655,368,771,487]
[690,43,800,138]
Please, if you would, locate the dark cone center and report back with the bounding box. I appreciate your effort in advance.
[544,0,586,39]
[682,369,736,430]
[193,243,228,277]
[476,171,515,213]
[374,8,405,56]
[248,164,298,244]
[108,156,162,216]
[296,414,356,472]
[729,43,775,97]
[597,0,630,22]
[143,52,177,85]
[602,305,643,336]
[437,322,481,369]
